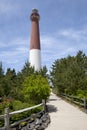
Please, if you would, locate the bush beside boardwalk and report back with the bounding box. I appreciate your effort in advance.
[0,62,50,127]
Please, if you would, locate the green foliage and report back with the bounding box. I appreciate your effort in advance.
[0,98,43,127]
[76,89,87,98]
[40,66,48,78]
[0,62,4,77]
[0,61,49,98]
[21,74,50,104]
[50,51,87,97]
[10,100,35,124]
[0,62,49,127]
[12,100,31,111]
[0,98,13,115]
[0,62,4,96]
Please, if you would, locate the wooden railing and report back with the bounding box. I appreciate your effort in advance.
[0,100,46,130]
[61,94,87,113]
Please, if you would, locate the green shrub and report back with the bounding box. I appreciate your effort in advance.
[21,74,50,104]
[76,90,87,98]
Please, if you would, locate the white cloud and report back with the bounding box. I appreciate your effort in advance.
[58,28,87,42]
[41,28,87,70]
[0,38,29,50]
[41,36,57,46]
[0,37,29,70]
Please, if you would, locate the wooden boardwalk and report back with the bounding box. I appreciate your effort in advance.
[46,93,87,130]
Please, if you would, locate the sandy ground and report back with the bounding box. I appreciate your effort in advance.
[46,92,87,130]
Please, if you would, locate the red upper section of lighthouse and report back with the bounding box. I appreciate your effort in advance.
[30,9,41,50]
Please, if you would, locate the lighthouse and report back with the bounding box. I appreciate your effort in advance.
[29,9,41,71]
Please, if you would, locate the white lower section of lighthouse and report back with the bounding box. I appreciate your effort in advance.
[30,49,41,71]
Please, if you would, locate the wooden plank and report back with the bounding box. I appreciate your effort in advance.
[10,103,43,116]
[4,108,10,130]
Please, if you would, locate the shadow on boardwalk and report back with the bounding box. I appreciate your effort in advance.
[46,94,62,113]
[47,104,58,113]
[47,98,58,113]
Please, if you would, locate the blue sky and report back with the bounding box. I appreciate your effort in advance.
[0,0,87,72]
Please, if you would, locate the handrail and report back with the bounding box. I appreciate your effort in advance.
[61,93,87,113]
[10,103,43,116]
[10,110,44,127]
[0,100,46,130]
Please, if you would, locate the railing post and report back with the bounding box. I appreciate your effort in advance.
[4,108,10,130]
[84,97,87,113]
[42,99,46,113]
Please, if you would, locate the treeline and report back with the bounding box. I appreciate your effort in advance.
[1,50,87,111]
[0,62,49,98]
[0,62,50,126]
[50,51,87,98]
[0,62,50,115]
